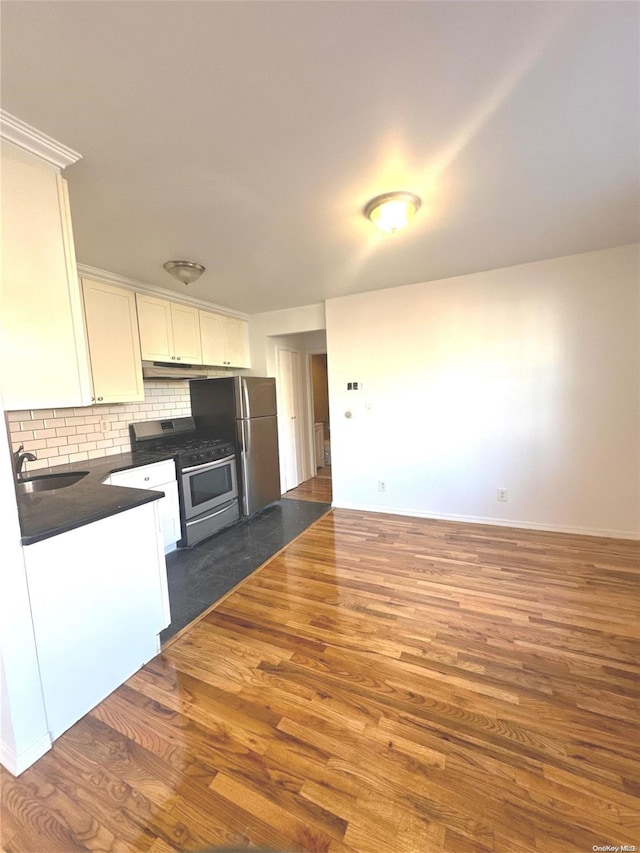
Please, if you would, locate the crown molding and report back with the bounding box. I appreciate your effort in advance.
[76,264,250,320]
[0,111,82,170]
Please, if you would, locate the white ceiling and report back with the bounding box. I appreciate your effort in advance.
[1,1,638,314]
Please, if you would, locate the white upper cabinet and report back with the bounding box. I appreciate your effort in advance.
[170,301,202,363]
[81,279,144,404]
[0,137,92,410]
[199,309,250,368]
[136,294,202,363]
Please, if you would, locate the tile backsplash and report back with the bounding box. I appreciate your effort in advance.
[6,379,216,471]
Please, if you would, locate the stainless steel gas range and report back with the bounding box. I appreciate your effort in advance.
[130,417,239,547]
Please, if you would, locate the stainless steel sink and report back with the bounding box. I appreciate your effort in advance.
[16,471,88,494]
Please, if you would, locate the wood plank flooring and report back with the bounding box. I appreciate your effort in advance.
[284,474,332,504]
[2,510,639,852]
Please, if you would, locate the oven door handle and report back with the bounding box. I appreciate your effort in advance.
[185,499,238,525]
[181,454,235,474]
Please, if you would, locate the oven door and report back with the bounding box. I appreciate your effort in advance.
[181,455,238,521]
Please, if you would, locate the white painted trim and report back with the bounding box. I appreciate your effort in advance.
[331,502,640,541]
[302,353,315,480]
[0,111,81,170]
[77,263,249,320]
[0,732,51,777]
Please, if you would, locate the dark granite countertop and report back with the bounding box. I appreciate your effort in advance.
[16,450,179,546]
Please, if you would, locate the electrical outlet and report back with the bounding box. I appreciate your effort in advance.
[378,480,386,492]
[497,488,508,502]
[99,418,110,434]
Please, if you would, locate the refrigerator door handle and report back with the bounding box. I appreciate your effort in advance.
[241,418,249,455]
[241,378,251,421]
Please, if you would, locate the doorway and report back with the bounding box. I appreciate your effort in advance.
[310,353,331,482]
[276,346,305,492]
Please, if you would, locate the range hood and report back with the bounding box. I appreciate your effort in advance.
[141,361,210,380]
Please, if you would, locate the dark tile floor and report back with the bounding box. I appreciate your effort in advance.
[160,498,331,644]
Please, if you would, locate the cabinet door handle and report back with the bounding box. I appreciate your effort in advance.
[171,356,176,360]
[144,476,150,481]
[177,356,181,361]
[97,396,103,401]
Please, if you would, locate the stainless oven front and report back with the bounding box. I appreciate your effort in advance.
[181,455,239,545]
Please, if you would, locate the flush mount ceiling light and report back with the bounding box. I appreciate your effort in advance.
[364,191,421,233]
[163,260,206,286]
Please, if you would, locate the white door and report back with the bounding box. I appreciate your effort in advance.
[277,347,304,491]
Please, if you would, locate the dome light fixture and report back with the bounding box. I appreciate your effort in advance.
[163,260,206,286]
[364,191,421,233]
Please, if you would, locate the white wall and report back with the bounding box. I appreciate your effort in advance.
[326,244,639,538]
[248,303,325,376]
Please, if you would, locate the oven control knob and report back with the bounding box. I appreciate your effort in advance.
[190,454,198,463]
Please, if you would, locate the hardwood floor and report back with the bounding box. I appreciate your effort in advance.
[2,510,639,852]
[284,473,332,503]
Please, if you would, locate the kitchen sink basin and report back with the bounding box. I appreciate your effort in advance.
[16,471,88,494]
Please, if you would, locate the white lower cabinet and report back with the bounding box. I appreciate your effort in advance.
[105,459,181,552]
[23,501,169,742]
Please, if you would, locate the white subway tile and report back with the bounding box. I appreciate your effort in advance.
[68,451,89,462]
[63,444,80,455]
[87,449,106,459]
[34,428,57,439]
[38,447,67,459]
[56,426,77,437]
[64,416,87,427]
[46,436,69,448]
[27,439,48,451]
[96,439,113,449]
[6,410,31,422]
[28,420,46,431]
[44,418,69,430]
[10,430,35,442]
[33,409,55,419]
[77,441,98,452]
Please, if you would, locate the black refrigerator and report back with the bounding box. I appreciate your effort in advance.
[190,376,281,517]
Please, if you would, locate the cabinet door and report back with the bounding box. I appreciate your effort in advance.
[82,279,144,404]
[24,502,167,741]
[136,294,174,361]
[171,302,202,363]
[107,460,180,552]
[223,316,250,368]
[199,310,226,366]
[0,141,92,409]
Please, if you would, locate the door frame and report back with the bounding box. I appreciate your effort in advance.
[306,348,329,474]
[275,344,312,491]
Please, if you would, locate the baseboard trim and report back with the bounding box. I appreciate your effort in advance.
[0,731,51,777]
[331,502,640,541]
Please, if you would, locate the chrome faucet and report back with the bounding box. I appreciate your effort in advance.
[13,444,38,476]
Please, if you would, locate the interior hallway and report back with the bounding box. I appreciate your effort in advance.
[283,469,332,504]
